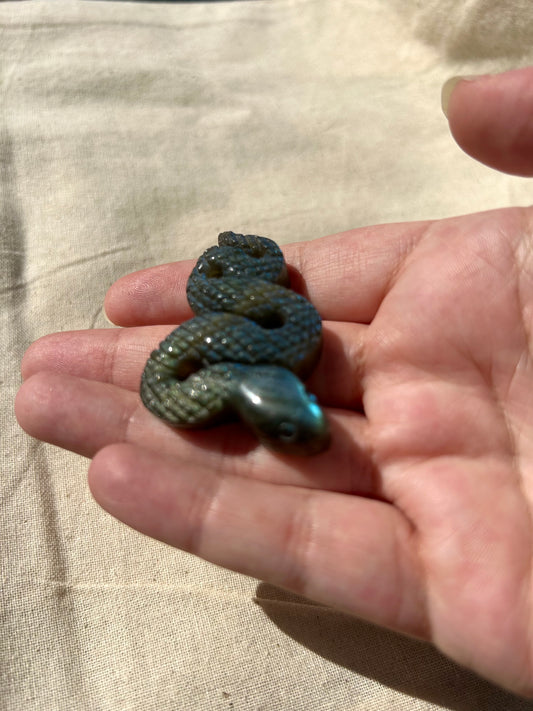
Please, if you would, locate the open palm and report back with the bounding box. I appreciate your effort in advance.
[15,70,533,696]
[16,207,533,695]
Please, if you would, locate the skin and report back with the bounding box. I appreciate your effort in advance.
[15,68,533,696]
[444,68,533,176]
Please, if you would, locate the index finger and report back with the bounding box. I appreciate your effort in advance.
[104,221,430,326]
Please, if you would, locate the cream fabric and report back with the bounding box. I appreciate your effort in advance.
[3,1,533,709]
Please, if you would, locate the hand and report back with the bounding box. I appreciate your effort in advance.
[15,69,533,696]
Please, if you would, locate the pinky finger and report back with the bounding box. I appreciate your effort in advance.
[89,442,426,639]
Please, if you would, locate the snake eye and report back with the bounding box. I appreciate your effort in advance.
[277,421,298,442]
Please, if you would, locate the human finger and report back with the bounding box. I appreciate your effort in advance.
[15,371,377,495]
[20,320,367,409]
[20,326,174,392]
[104,221,431,326]
[89,441,425,638]
[443,67,533,176]
[104,260,194,327]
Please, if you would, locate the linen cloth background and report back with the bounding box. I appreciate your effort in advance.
[3,1,533,709]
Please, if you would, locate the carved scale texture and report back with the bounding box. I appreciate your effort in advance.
[140,232,323,433]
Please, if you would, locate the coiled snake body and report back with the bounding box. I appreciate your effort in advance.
[140,232,329,455]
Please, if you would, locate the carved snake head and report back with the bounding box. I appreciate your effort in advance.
[233,366,330,456]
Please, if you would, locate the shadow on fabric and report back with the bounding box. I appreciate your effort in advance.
[255,583,533,711]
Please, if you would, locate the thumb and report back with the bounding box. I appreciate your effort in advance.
[442,68,533,177]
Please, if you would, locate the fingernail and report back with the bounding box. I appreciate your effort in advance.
[102,303,117,325]
[441,75,483,118]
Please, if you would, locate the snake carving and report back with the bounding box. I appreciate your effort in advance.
[140,231,330,455]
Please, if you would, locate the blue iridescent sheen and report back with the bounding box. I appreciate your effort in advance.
[140,232,329,455]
